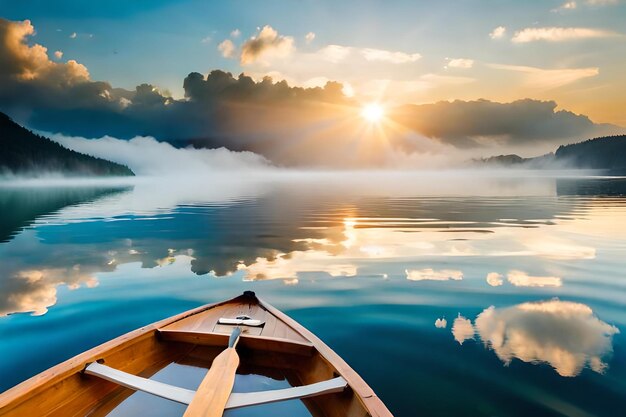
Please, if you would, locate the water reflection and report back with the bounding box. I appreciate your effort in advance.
[506,270,562,288]
[457,299,620,377]
[452,314,475,344]
[1,175,626,415]
[1,175,625,318]
[0,185,130,243]
[406,269,463,281]
[486,272,504,286]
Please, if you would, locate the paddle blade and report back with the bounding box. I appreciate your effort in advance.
[183,348,239,417]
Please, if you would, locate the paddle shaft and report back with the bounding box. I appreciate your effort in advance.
[183,328,241,417]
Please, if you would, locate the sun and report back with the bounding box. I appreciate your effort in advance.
[361,103,384,123]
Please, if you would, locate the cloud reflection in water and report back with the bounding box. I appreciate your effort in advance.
[466,299,620,377]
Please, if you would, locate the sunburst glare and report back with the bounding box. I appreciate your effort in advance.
[361,103,384,123]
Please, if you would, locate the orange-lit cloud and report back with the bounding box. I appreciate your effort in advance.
[240,25,295,65]
[218,39,236,58]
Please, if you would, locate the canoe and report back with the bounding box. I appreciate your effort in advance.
[0,291,393,417]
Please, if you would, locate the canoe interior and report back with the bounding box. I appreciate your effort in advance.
[0,293,390,417]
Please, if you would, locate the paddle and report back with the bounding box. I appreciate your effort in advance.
[182,327,242,417]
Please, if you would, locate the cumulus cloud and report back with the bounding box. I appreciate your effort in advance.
[69,32,77,39]
[218,39,236,58]
[507,270,562,287]
[230,28,241,38]
[406,268,463,281]
[486,272,504,286]
[0,19,89,83]
[512,27,620,43]
[474,299,619,376]
[435,317,448,328]
[446,58,474,69]
[490,26,506,39]
[305,32,315,43]
[53,50,63,59]
[240,25,295,65]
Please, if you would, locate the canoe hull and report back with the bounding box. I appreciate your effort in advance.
[0,292,393,417]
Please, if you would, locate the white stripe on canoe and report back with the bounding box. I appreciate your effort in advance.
[84,362,347,409]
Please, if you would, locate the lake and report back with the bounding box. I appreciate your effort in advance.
[0,172,625,417]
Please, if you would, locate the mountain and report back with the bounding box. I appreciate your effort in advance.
[476,135,626,170]
[554,135,626,170]
[0,113,134,177]
[472,153,555,168]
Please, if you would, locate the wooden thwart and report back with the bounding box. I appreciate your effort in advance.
[84,362,348,410]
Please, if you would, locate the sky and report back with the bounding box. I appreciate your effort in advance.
[0,0,625,167]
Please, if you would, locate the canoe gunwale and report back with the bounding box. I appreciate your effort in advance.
[0,298,229,412]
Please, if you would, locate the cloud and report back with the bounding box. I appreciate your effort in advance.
[474,299,619,376]
[511,27,620,43]
[488,63,599,89]
[317,44,352,63]
[585,0,619,5]
[240,25,295,65]
[435,317,448,328]
[0,18,622,168]
[54,50,63,59]
[489,26,506,39]
[69,32,77,39]
[406,268,463,281]
[305,32,315,43]
[452,314,475,344]
[507,270,562,287]
[392,98,618,149]
[218,39,236,58]
[314,45,421,65]
[230,28,241,38]
[0,19,90,86]
[486,272,504,286]
[360,48,421,64]
[552,1,578,11]
[201,36,211,44]
[446,58,474,69]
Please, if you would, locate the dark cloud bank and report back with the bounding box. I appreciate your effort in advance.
[0,18,622,167]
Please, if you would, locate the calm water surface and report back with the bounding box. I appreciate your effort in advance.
[0,173,625,417]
